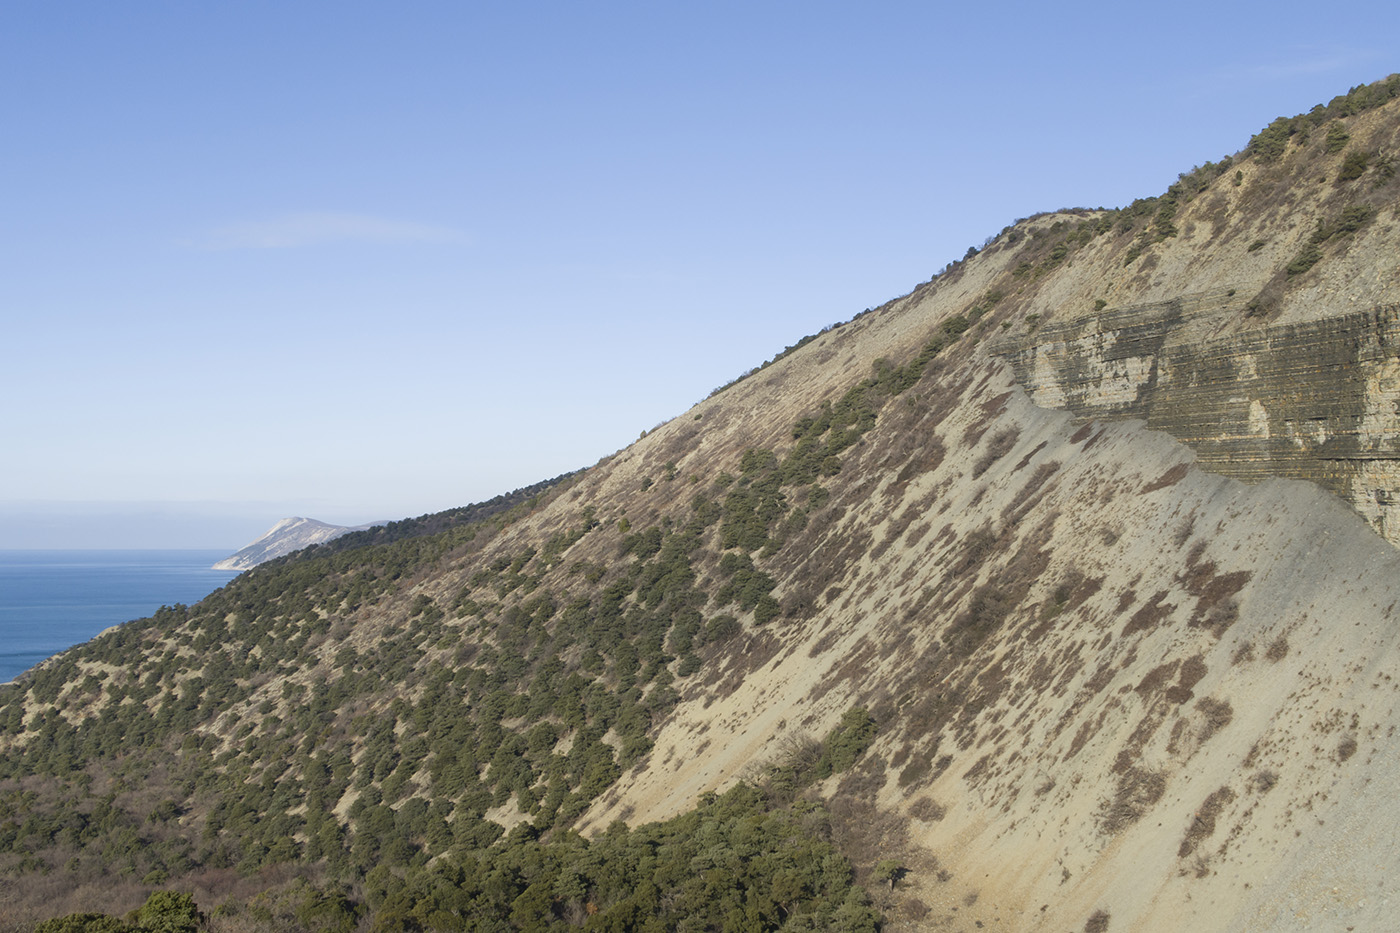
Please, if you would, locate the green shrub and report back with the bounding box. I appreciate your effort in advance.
[703,614,741,645]
[1374,153,1397,184]
[1338,148,1371,182]
[814,707,878,779]
[1249,115,1297,162]
[34,915,129,933]
[1324,122,1351,153]
[753,595,781,625]
[1286,243,1323,276]
[1334,203,1375,234]
[872,858,907,890]
[133,891,203,933]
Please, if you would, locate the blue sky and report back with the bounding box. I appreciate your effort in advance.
[3,2,1397,548]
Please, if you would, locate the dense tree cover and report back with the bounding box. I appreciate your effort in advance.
[0,331,959,928]
[35,785,880,933]
[34,891,202,933]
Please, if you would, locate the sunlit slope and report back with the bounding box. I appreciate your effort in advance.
[1,76,1398,933]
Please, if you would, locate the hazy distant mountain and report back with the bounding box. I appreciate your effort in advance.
[212,516,384,570]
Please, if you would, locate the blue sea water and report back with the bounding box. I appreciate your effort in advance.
[0,550,239,684]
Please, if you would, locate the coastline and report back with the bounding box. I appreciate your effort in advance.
[0,549,238,685]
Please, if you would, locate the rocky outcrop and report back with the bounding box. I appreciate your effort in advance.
[994,293,1400,543]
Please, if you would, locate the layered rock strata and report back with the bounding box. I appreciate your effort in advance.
[995,291,1400,543]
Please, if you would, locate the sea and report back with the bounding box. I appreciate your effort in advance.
[0,550,240,684]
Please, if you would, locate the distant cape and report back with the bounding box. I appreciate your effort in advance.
[213,517,384,571]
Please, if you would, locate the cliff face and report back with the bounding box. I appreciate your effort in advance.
[996,296,1400,543]
[2,79,1399,933]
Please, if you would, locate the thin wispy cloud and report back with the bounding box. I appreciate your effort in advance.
[1244,57,1360,82]
[1176,48,1379,107]
[1220,47,1376,84]
[193,212,468,250]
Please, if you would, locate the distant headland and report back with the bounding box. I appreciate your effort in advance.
[212,516,385,570]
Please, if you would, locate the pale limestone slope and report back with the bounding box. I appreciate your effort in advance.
[405,93,1400,933]
[560,341,1398,930]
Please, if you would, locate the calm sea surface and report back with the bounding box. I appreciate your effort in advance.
[0,550,239,684]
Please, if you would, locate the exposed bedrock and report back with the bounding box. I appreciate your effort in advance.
[995,290,1400,544]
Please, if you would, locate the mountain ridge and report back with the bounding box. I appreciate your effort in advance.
[3,76,1399,932]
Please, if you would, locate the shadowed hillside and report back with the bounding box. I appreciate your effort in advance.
[3,76,1399,933]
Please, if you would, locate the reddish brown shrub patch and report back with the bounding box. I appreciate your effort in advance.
[886,438,947,498]
[1012,440,1049,472]
[871,493,938,562]
[1081,427,1109,450]
[1196,696,1234,740]
[1066,710,1106,759]
[972,427,1021,478]
[904,521,932,547]
[1056,571,1104,613]
[1179,785,1236,858]
[1142,463,1189,493]
[1099,766,1167,834]
[1135,661,1180,697]
[1002,460,1061,524]
[1083,660,1118,695]
[1178,549,1250,636]
[963,753,993,783]
[947,526,997,579]
[1122,590,1175,637]
[897,756,931,789]
[1166,717,1189,754]
[981,390,1013,416]
[908,797,946,821]
[1166,655,1208,705]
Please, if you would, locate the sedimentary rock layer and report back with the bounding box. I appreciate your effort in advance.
[996,293,1400,543]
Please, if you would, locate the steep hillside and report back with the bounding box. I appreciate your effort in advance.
[2,77,1399,933]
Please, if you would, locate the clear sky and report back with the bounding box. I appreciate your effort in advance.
[4,2,1398,549]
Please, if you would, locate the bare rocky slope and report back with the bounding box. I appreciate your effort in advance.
[2,78,1399,932]
[484,82,1400,931]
